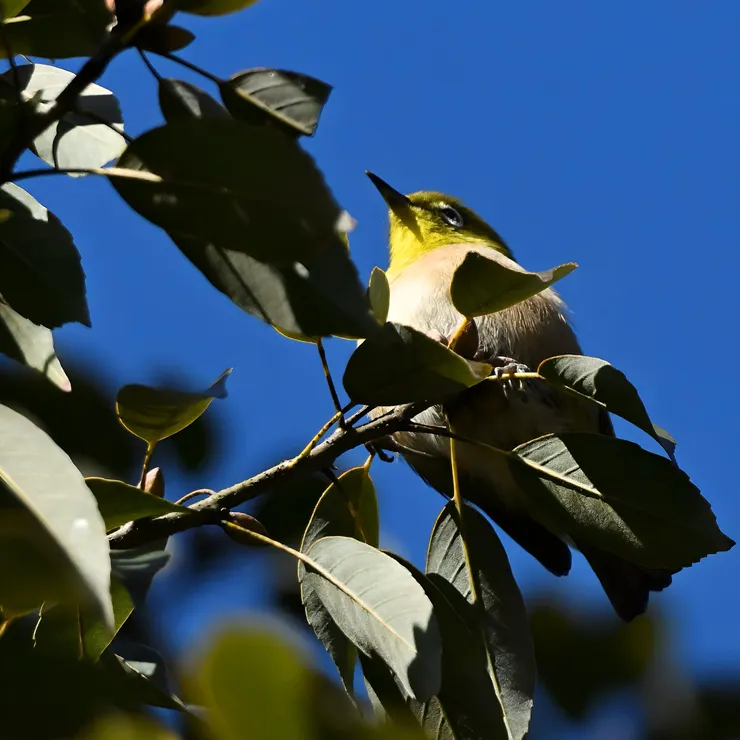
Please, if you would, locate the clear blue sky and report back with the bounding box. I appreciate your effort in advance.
[25,0,739,714]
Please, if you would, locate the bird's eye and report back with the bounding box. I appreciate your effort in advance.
[439,205,464,228]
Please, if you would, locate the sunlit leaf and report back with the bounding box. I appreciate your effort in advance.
[0,183,89,328]
[115,367,230,444]
[221,68,331,136]
[537,354,677,461]
[85,477,188,532]
[0,300,70,390]
[343,322,490,405]
[299,465,379,694]
[1,63,125,172]
[368,266,390,324]
[304,535,441,701]
[450,250,576,318]
[0,404,112,628]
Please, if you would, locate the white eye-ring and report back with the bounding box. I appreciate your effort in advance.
[439,204,464,228]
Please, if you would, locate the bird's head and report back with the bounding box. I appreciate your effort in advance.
[366,171,512,275]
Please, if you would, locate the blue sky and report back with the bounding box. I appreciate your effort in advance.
[21,0,739,709]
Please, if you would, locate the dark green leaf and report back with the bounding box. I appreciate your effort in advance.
[368,266,390,324]
[173,233,377,339]
[220,68,331,137]
[177,0,259,16]
[512,433,734,569]
[537,354,677,461]
[0,404,112,628]
[136,24,195,54]
[86,477,188,532]
[0,1,30,19]
[299,465,379,694]
[0,0,113,59]
[115,367,230,444]
[77,714,175,740]
[111,118,349,265]
[0,183,89,328]
[82,577,134,660]
[158,78,229,122]
[304,535,441,701]
[450,250,577,318]
[343,322,490,405]
[1,63,125,171]
[0,300,70,390]
[359,652,416,724]
[109,544,170,604]
[427,503,534,740]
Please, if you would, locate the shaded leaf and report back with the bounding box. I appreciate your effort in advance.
[158,78,229,122]
[0,183,89,328]
[83,577,135,660]
[304,535,441,701]
[116,367,230,444]
[0,0,30,19]
[111,118,348,265]
[0,300,70,390]
[538,354,677,461]
[86,477,187,532]
[427,503,534,740]
[2,63,125,171]
[177,0,259,16]
[221,68,331,137]
[299,465,379,694]
[0,404,112,628]
[0,0,113,60]
[359,651,417,724]
[79,714,178,740]
[450,250,576,318]
[368,266,390,324]
[136,24,195,54]
[173,233,377,339]
[190,627,312,740]
[512,433,734,569]
[343,322,490,405]
[109,544,170,604]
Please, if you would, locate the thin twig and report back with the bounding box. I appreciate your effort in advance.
[174,488,215,506]
[74,107,133,143]
[316,338,346,427]
[136,47,162,82]
[149,49,222,84]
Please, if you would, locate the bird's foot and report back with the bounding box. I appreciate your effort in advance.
[478,355,532,399]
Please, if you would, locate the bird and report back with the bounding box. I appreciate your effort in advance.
[366,171,673,621]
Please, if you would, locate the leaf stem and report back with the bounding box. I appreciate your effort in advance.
[296,410,342,460]
[174,488,215,506]
[136,47,162,83]
[137,443,155,489]
[149,49,222,84]
[447,317,472,352]
[316,338,346,427]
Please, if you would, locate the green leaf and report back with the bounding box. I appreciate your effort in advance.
[115,367,231,445]
[191,627,312,740]
[511,433,734,569]
[85,477,188,532]
[427,503,534,740]
[359,651,417,723]
[1,63,125,171]
[368,266,390,324]
[177,0,260,16]
[78,714,175,740]
[136,24,195,54]
[172,233,377,339]
[82,577,134,660]
[0,404,112,628]
[110,544,170,604]
[0,0,113,59]
[110,118,348,265]
[0,0,30,19]
[537,354,677,461]
[390,552,508,740]
[158,78,229,122]
[0,300,71,390]
[450,250,577,318]
[304,535,442,701]
[0,183,89,328]
[220,68,331,137]
[343,322,491,405]
[299,465,379,694]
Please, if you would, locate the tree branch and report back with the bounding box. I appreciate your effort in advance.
[108,401,430,549]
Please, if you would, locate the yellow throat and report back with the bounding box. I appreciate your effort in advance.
[366,172,513,277]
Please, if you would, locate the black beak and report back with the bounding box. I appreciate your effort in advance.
[365,171,412,212]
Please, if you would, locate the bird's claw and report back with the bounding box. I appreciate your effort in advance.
[480,355,532,399]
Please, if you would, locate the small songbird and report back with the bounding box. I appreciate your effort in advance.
[366,171,673,621]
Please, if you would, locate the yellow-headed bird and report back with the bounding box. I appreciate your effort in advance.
[367,171,673,620]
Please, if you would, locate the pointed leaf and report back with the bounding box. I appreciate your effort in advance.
[136,24,195,54]
[220,68,331,137]
[299,465,379,694]
[82,577,135,660]
[86,477,188,532]
[304,536,442,701]
[427,503,535,740]
[0,1,30,19]
[0,404,112,628]
[0,300,70,389]
[537,354,676,461]
[512,433,734,569]
[368,266,390,324]
[450,251,577,318]
[1,64,125,171]
[115,367,231,444]
[343,322,491,405]
[0,183,89,327]
[158,78,229,122]
[111,119,349,265]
